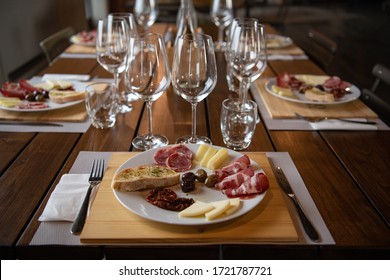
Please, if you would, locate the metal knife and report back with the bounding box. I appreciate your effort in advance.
[272,164,320,241]
[0,121,63,127]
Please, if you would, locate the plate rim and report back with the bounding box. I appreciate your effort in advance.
[266,34,293,49]
[112,143,267,226]
[265,75,361,105]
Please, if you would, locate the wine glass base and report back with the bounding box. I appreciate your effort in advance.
[176,135,212,145]
[118,104,133,113]
[132,134,169,151]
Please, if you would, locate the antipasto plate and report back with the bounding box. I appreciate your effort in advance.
[266,34,293,49]
[265,75,361,105]
[0,80,86,112]
[112,144,267,225]
[70,30,96,46]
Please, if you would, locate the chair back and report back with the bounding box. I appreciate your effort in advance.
[40,27,75,64]
[306,29,337,72]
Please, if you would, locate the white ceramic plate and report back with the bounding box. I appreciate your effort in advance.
[266,34,293,49]
[70,35,95,47]
[112,144,267,225]
[265,75,361,105]
[0,80,86,112]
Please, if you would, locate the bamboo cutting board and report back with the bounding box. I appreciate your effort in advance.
[254,79,378,119]
[0,102,88,122]
[80,152,298,244]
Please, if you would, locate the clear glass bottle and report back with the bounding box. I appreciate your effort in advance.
[175,0,198,45]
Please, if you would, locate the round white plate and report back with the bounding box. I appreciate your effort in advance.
[112,144,267,225]
[265,75,361,105]
[70,35,95,47]
[266,34,293,49]
[0,80,86,112]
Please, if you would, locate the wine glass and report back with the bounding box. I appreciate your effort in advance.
[210,0,233,52]
[125,33,171,150]
[96,18,129,114]
[134,0,159,33]
[108,13,139,113]
[229,21,267,103]
[172,33,217,144]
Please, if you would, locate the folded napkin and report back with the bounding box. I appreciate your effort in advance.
[42,74,91,82]
[268,54,308,61]
[39,174,95,222]
[310,119,378,130]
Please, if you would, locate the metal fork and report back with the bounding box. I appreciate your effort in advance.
[294,112,377,125]
[71,159,105,235]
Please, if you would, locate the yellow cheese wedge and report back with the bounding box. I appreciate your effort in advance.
[225,198,241,215]
[271,85,296,98]
[178,201,215,218]
[207,148,228,170]
[205,200,231,220]
[194,144,209,164]
[199,146,217,168]
[33,82,54,91]
[0,97,22,108]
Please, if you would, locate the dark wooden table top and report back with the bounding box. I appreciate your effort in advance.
[1,23,389,260]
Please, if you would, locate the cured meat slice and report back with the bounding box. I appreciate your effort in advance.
[215,173,252,191]
[146,189,194,211]
[154,144,193,166]
[166,152,192,172]
[234,154,251,165]
[222,172,269,198]
[169,144,193,160]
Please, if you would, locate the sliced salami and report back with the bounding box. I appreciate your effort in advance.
[154,146,174,166]
[169,144,193,160]
[166,152,192,172]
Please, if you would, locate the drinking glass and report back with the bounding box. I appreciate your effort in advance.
[229,21,267,103]
[85,82,117,129]
[172,33,217,144]
[220,98,257,150]
[210,0,233,52]
[134,0,159,32]
[125,33,171,150]
[96,18,128,114]
[108,13,139,113]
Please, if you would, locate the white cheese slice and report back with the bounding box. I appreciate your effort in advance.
[207,148,228,170]
[178,201,215,218]
[205,200,231,220]
[199,146,217,168]
[225,198,241,215]
[194,144,209,164]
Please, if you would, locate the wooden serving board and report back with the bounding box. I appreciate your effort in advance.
[80,152,298,244]
[0,102,87,122]
[254,79,378,119]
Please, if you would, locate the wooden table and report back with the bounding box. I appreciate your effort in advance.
[1,23,389,260]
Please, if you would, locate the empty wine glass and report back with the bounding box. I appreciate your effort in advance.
[125,33,171,150]
[108,13,138,113]
[229,21,267,103]
[172,33,217,144]
[210,0,233,52]
[96,18,129,114]
[134,0,159,33]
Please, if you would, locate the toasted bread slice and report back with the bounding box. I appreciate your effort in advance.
[49,90,86,103]
[112,165,180,192]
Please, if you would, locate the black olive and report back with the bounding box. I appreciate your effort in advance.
[181,180,195,193]
[41,90,49,99]
[35,94,44,102]
[25,93,35,102]
[181,172,197,182]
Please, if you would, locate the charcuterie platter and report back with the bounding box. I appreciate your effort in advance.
[112,144,269,225]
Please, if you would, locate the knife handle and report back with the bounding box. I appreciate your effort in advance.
[291,195,319,241]
[71,185,92,235]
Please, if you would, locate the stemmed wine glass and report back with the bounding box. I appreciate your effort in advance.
[134,0,159,33]
[108,13,138,113]
[172,33,217,144]
[96,18,129,114]
[210,0,233,52]
[125,33,171,150]
[229,21,267,103]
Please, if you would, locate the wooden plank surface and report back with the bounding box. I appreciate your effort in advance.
[80,152,298,243]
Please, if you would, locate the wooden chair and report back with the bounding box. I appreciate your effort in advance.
[306,29,337,73]
[39,27,75,64]
[361,64,390,124]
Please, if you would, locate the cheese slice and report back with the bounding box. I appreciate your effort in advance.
[194,144,209,164]
[225,198,241,215]
[271,85,296,98]
[205,200,231,220]
[207,148,228,170]
[199,146,217,168]
[178,201,215,218]
[33,82,54,91]
[0,97,22,108]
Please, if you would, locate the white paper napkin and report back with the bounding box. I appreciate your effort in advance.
[42,74,91,81]
[267,54,308,61]
[310,119,378,130]
[39,174,92,222]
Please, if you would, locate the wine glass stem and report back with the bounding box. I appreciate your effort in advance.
[239,79,250,104]
[146,100,154,141]
[190,102,198,143]
[114,71,121,105]
[218,26,224,44]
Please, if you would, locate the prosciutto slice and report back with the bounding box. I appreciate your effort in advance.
[214,155,252,181]
[222,172,269,198]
